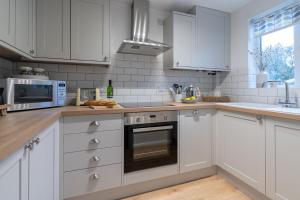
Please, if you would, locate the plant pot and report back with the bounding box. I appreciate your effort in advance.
[256,71,269,88]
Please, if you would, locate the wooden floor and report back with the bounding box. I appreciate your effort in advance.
[123,175,253,200]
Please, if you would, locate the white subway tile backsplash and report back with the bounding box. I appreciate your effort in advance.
[68,73,85,80]
[59,64,77,72]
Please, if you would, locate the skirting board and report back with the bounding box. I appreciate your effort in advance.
[65,166,217,200]
[217,167,271,200]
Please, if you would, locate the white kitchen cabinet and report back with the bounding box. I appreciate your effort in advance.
[179,109,212,173]
[216,111,265,194]
[29,121,59,200]
[190,6,230,71]
[15,0,35,55]
[0,121,59,200]
[266,118,300,200]
[36,0,70,59]
[0,0,16,46]
[71,0,110,62]
[0,148,28,200]
[164,12,196,70]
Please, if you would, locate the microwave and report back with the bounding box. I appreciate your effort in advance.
[2,78,66,111]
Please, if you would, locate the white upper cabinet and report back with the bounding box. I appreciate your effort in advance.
[36,0,70,59]
[266,119,300,200]
[216,111,265,194]
[71,0,110,62]
[190,6,230,71]
[0,0,16,46]
[164,12,196,69]
[179,109,212,173]
[15,0,35,55]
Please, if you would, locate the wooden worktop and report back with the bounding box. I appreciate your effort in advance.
[2,102,300,161]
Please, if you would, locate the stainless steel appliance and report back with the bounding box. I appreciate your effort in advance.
[2,78,66,111]
[117,0,171,56]
[124,110,178,173]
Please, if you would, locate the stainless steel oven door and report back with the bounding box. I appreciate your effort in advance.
[124,122,178,173]
[6,78,58,111]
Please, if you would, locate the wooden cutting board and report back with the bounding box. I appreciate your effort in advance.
[89,104,124,110]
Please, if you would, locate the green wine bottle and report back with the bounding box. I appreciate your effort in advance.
[107,80,113,99]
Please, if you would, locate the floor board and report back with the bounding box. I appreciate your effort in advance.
[123,175,253,200]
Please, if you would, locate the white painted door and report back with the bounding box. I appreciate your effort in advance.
[28,122,59,200]
[15,0,34,55]
[193,6,230,71]
[216,111,265,194]
[0,148,28,200]
[266,119,300,200]
[179,109,212,173]
[173,13,196,68]
[36,0,70,59]
[0,0,16,45]
[71,0,110,62]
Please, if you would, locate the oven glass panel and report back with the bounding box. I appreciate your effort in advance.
[14,84,53,103]
[133,129,171,161]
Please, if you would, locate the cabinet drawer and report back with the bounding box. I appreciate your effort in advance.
[63,164,122,198]
[63,114,122,134]
[64,130,122,153]
[64,147,122,172]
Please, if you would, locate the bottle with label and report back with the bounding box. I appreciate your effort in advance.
[107,80,113,99]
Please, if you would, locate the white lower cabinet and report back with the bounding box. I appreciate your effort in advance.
[179,109,213,173]
[216,111,265,194]
[266,118,300,200]
[0,121,59,200]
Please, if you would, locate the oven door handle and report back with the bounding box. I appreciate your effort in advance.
[132,125,174,133]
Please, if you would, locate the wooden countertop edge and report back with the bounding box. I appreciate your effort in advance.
[2,103,300,161]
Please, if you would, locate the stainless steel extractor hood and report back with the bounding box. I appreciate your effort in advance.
[117,0,171,56]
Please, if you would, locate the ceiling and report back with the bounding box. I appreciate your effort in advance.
[119,0,254,13]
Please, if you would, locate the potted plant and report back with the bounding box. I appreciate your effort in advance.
[249,47,271,88]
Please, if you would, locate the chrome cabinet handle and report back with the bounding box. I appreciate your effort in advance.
[176,62,179,67]
[193,110,199,115]
[91,156,100,162]
[33,137,40,145]
[104,56,108,61]
[91,121,100,127]
[90,138,100,144]
[29,49,34,54]
[24,142,34,151]
[91,173,100,180]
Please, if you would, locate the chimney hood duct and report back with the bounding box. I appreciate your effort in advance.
[117,0,171,56]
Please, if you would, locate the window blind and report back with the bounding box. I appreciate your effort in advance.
[253,3,300,37]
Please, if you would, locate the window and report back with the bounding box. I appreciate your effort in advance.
[251,3,300,86]
[261,26,295,82]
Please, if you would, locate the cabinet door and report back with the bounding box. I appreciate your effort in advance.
[0,148,28,200]
[179,109,212,173]
[71,0,110,62]
[216,111,265,193]
[266,119,300,200]
[36,0,70,59]
[29,121,59,200]
[0,0,16,45]
[193,7,230,71]
[16,0,34,55]
[173,13,196,68]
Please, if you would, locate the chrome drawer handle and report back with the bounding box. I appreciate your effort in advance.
[91,173,100,180]
[90,138,100,144]
[193,110,199,115]
[91,121,100,127]
[91,156,100,162]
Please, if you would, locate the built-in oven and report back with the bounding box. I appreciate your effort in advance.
[2,78,66,111]
[124,111,177,173]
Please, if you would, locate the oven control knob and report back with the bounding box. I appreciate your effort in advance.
[136,117,141,123]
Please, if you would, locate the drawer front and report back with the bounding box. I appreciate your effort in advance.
[63,164,122,198]
[64,147,122,172]
[63,114,122,134]
[64,130,122,153]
